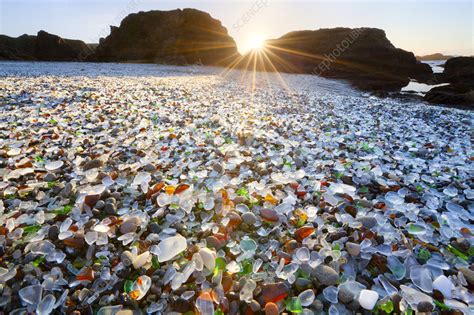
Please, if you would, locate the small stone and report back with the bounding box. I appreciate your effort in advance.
[131,275,151,300]
[133,251,150,269]
[95,200,105,210]
[240,237,257,252]
[104,202,116,215]
[37,294,56,314]
[84,194,101,208]
[338,281,365,304]
[314,265,338,286]
[338,286,354,304]
[143,163,156,172]
[196,292,214,315]
[459,267,474,286]
[19,284,43,305]
[295,278,312,291]
[298,289,315,307]
[286,297,303,313]
[212,162,224,174]
[358,289,379,310]
[48,225,59,239]
[264,302,279,315]
[295,247,310,261]
[45,160,64,171]
[60,182,74,198]
[83,159,103,171]
[121,251,134,267]
[417,301,434,312]
[76,267,95,281]
[206,236,225,250]
[198,248,216,271]
[227,212,242,228]
[250,299,261,312]
[345,242,361,256]
[242,212,257,225]
[259,283,289,304]
[120,217,141,234]
[260,208,279,222]
[312,300,323,311]
[432,275,454,298]
[356,216,377,229]
[44,173,57,182]
[149,222,161,234]
[294,226,315,242]
[157,234,188,262]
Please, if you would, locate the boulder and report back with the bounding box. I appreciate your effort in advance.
[424,57,474,107]
[424,84,474,108]
[0,31,93,61]
[236,27,432,91]
[93,8,239,65]
[443,57,474,86]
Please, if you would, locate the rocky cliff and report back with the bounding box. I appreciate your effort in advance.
[237,28,433,91]
[93,9,239,65]
[0,31,93,61]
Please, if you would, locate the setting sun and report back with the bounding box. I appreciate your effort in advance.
[247,35,266,51]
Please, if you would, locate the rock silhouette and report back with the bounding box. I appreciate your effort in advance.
[93,9,239,65]
[0,30,93,61]
[424,57,474,107]
[236,28,433,91]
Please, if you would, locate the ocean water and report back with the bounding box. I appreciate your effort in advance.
[401,60,447,95]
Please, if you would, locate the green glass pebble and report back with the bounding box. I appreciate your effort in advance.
[215,257,226,270]
[124,280,134,293]
[286,297,303,313]
[417,248,431,262]
[380,300,394,313]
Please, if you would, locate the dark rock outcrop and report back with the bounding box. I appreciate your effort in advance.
[0,34,36,60]
[0,31,93,61]
[443,57,474,86]
[236,28,432,91]
[424,57,474,108]
[34,31,93,61]
[93,9,239,65]
[424,84,474,107]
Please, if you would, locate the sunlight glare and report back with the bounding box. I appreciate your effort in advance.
[247,35,266,51]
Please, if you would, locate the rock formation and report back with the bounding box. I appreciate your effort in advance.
[236,28,433,91]
[93,9,239,65]
[0,31,93,61]
[424,57,474,107]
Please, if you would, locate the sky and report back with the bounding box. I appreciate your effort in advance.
[0,0,472,56]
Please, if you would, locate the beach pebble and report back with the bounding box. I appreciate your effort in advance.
[264,302,279,315]
[358,289,379,310]
[121,251,134,266]
[432,275,454,298]
[242,212,257,225]
[356,216,377,229]
[120,217,141,234]
[345,242,361,256]
[156,234,188,262]
[83,159,103,171]
[314,265,339,286]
